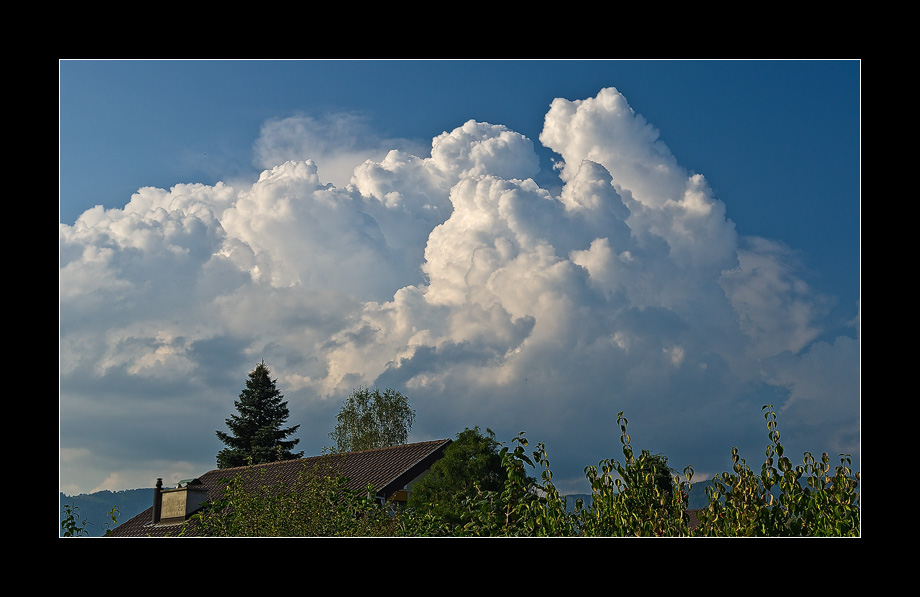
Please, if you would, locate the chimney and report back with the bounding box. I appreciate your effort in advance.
[156,479,208,525]
[152,478,163,524]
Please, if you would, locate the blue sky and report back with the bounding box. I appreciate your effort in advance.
[60,59,860,496]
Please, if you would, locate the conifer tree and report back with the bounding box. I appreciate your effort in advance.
[216,361,303,468]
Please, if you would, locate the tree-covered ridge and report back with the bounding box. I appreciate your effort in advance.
[60,489,152,537]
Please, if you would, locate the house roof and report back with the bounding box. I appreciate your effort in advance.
[108,438,452,537]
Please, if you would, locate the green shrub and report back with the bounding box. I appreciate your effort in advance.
[695,405,860,537]
[575,412,693,536]
[61,502,119,537]
[184,406,859,537]
[190,460,408,537]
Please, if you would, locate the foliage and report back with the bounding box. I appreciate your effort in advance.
[330,386,416,453]
[103,505,121,535]
[60,503,120,537]
[574,413,693,536]
[184,405,857,537]
[470,435,576,536]
[60,503,89,537]
[454,432,546,536]
[416,407,856,537]
[456,413,692,537]
[407,427,506,527]
[695,405,860,537]
[216,361,303,468]
[60,490,151,536]
[190,459,410,537]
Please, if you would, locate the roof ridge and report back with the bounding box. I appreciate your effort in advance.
[340,438,451,456]
[200,439,452,475]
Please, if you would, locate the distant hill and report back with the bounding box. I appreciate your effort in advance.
[564,484,709,511]
[687,485,709,509]
[60,488,154,537]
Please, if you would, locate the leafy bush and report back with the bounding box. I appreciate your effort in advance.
[454,432,564,536]
[60,502,120,537]
[190,460,408,537]
[695,405,860,537]
[60,503,89,537]
[574,412,693,536]
[182,406,859,537]
[454,413,693,537]
[407,427,508,529]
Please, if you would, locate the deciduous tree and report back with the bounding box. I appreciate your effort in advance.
[330,387,415,453]
[408,427,507,526]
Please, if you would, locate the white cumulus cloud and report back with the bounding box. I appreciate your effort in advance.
[60,87,859,495]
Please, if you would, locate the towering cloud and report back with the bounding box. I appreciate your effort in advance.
[59,87,859,495]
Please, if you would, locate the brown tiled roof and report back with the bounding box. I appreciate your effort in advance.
[109,438,452,537]
[686,508,702,530]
